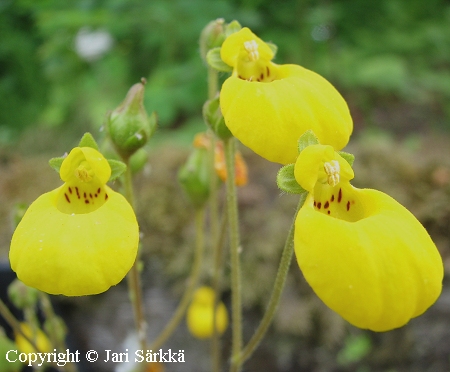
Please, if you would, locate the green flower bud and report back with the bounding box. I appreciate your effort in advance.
[203,96,232,140]
[178,147,211,209]
[107,79,157,159]
[8,279,39,309]
[200,18,226,62]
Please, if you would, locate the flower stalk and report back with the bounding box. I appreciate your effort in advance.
[224,137,243,372]
[123,161,148,359]
[150,208,205,349]
[236,194,306,365]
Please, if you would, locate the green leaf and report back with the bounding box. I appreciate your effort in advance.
[298,130,319,153]
[49,156,65,173]
[225,20,242,37]
[78,132,99,150]
[206,48,233,72]
[277,164,307,194]
[338,151,355,166]
[337,334,372,366]
[108,159,127,181]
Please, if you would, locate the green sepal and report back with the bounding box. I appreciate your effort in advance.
[225,20,242,37]
[206,47,233,72]
[107,159,127,181]
[266,42,278,58]
[338,151,355,167]
[298,130,319,153]
[203,96,233,140]
[78,132,99,150]
[49,156,65,173]
[277,164,307,195]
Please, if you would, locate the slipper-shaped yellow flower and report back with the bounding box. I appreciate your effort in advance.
[219,27,353,165]
[9,147,139,296]
[186,286,228,339]
[293,145,443,331]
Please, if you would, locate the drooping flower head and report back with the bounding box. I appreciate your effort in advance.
[219,27,353,164]
[9,147,139,296]
[293,144,443,331]
[186,286,228,339]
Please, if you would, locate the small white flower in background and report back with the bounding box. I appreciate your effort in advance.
[75,27,114,62]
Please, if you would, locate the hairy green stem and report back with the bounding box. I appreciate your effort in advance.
[236,194,306,365]
[150,208,205,350]
[224,137,243,372]
[211,211,228,372]
[123,161,148,359]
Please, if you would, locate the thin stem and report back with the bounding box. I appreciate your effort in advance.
[0,299,40,351]
[150,208,205,350]
[39,293,78,372]
[236,194,307,365]
[123,161,148,357]
[224,137,243,372]
[208,66,218,100]
[211,210,228,372]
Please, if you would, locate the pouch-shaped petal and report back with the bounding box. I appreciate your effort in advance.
[186,286,228,339]
[295,187,443,331]
[219,27,352,164]
[10,185,138,296]
[9,146,139,296]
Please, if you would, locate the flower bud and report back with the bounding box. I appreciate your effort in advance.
[107,79,157,159]
[200,19,226,62]
[203,96,232,140]
[8,279,39,309]
[178,148,211,209]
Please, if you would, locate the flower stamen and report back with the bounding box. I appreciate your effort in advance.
[244,40,259,61]
[75,161,94,182]
[324,160,340,187]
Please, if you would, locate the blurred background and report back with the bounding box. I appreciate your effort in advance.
[1,0,450,371]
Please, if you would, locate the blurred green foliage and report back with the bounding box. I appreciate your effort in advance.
[1,0,450,143]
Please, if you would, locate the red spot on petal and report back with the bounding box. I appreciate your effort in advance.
[85,200,89,204]
[347,201,350,211]
[313,201,317,207]
[65,193,70,203]
[338,188,342,203]
[68,187,72,194]
[324,201,329,209]
[331,195,335,202]
[317,202,322,209]
[89,193,93,199]
[105,193,109,200]
[84,192,87,198]
[94,194,98,198]
[75,187,80,199]
[97,188,101,194]
[327,210,330,215]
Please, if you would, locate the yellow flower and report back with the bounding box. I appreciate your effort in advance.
[293,144,443,331]
[219,27,353,165]
[15,323,52,354]
[9,147,139,296]
[186,286,228,339]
